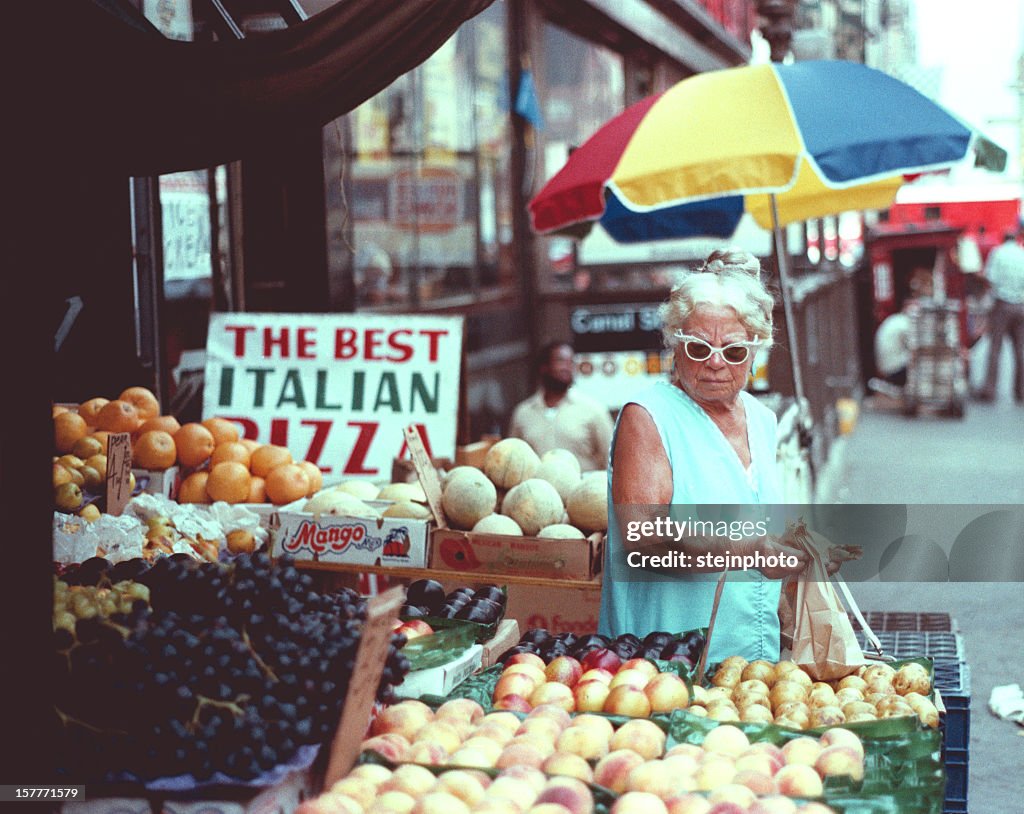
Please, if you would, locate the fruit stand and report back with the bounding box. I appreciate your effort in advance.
[49,399,966,814]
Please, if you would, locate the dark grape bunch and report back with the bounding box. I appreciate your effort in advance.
[53,552,411,784]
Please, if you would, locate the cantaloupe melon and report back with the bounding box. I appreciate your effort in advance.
[471,514,523,535]
[334,479,381,500]
[442,468,497,530]
[303,490,380,518]
[538,523,585,539]
[443,466,483,486]
[377,482,427,502]
[566,476,608,532]
[501,478,564,536]
[484,438,541,489]
[382,501,433,520]
[535,448,582,502]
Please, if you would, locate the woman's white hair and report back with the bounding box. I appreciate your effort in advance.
[659,247,775,349]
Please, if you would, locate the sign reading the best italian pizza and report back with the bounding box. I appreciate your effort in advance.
[203,313,463,477]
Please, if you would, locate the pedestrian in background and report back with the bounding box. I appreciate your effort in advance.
[508,341,613,472]
[977,226,1024,403]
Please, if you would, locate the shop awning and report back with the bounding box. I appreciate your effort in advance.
[44,0,495,175]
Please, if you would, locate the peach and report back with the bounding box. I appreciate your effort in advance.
[702,724,750,758]
[535,777,595,814]
[834,688,864,707]
[497,742,547,770]
[815,745,864,781]
[645,673,691,713]
[735,751,781,778]
[579,668,615,685]
[773,661,801,683]
[330,778,379,809]
[807,686,838,708]
[546,656,584,687]
[665,743,705,761]
[371,699,434,740]
[774,701,810,720]
[495,673,541,702]
[542,752,595,783]
[434,770,488,807]
[749,797,799,814]
[808,706,846,728]
[704,687,734,704]
[472,723,516,746]
[819,727,864,758]
[349,763,393,785]
[530,682,576,712]
[845,711,879,724]
[406,741,449,765]
[708,783,757,808]
[786,669,813,688]
[482,711,526,732]
[310,793,364,814]
[529,804,573,814]
[865,675,896,695]
[517,717,563,741]
[664,794,713,814]
[603,685,653,718]
[710,667,742,689]
[745,741,786,764]
[781,737,823,766]
[509,735,557,758]
[437,698,486,724]
[494,693,533,713]
[862,664,896,683]
[774,763,824,797]
[609,669,652,691]
[507,652,547,671]
[772,716,807,731]
[360,733,411,762]
[893,663,931,696]
[694,756,737,791]
[837,674,868,692]
[741,660,776,684]
[593,749,646,793]
[574,680,612,713]
[687,705,708,718]
[737,678,771,697]
[382,764,439,796]
[734,769,776,795]
[719,656,749,672]
[485,776,539,809]
[625,759,679,799]
[462,737,504,762]
[450,745,497,769]
[368,790,417,814]
[556,725,611,761]
[411,792,471,814]
[705,804,747,814]
[609,718,667,759]
[414,720,464,754]
[571,714,616,740]
[740,705,775,724]
[769,681,808,709]
[611,791,669,814]
[620,658,661,680]
[661,754,700,781]
[501,764,548,792]
[505,663,549,686]
[527,704,574,729]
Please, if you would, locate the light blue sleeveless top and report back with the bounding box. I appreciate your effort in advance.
[598,380,784,662]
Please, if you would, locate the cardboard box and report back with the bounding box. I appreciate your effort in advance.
[61,767,316,814]
[455,437,499,468]
[395,643,484,699]
[132,466,179,499]
[480,618,521,668]
[503,581,603,636]
[271,502,431,569]
[429,529,603,581]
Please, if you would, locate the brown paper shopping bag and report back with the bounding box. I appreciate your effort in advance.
[782,520,880,681]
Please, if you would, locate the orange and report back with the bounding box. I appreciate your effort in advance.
[297,461,323,497]
[137,415,181,437]
[201,417,240,446]
[55,412,88,453]
[89,431,111,454]
[247,476,267,503]
[78,397,110,426]
[206,462,251,504]
[95,399,142,434]
[210,441,251,469]
[239,438,261,454]
[250,445,293,478]
[133,430,177,470]
[119,386,160,421]
[52,405,69,418]
[178,471,210,504]
[174,423,216,468]
[264,464,311,505]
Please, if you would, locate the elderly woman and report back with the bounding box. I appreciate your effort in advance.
[599,248,807,662]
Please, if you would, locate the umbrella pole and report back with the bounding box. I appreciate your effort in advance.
[769,193,817,493]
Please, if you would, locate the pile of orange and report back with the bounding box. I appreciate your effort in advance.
[53,387,324,507]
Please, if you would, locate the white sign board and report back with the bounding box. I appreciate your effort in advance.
[160,172,211,282]
[203,313,464,478]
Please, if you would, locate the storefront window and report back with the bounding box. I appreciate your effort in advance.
[536,23,626,289]
[343,2,513,310]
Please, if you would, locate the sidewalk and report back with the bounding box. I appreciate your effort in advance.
[819,343,1023,811]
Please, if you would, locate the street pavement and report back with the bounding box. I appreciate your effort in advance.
[819,342,1023,811]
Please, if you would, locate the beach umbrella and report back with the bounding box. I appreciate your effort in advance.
[529,59,1006,428]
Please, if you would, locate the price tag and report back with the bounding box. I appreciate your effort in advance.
[403,424,447,528]
[324,585,404,786]
[104,432,133,516]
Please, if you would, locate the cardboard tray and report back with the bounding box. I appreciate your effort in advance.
[429,528,603,581]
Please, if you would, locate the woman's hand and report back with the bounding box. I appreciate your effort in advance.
[757,536,811,580]
[825,544,863,576]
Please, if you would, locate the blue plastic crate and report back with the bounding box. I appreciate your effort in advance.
[851,611,956,632]
[936,661,971,754]
[943,799,968,814]
[855,631,965,661]
[944,747,968,809]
